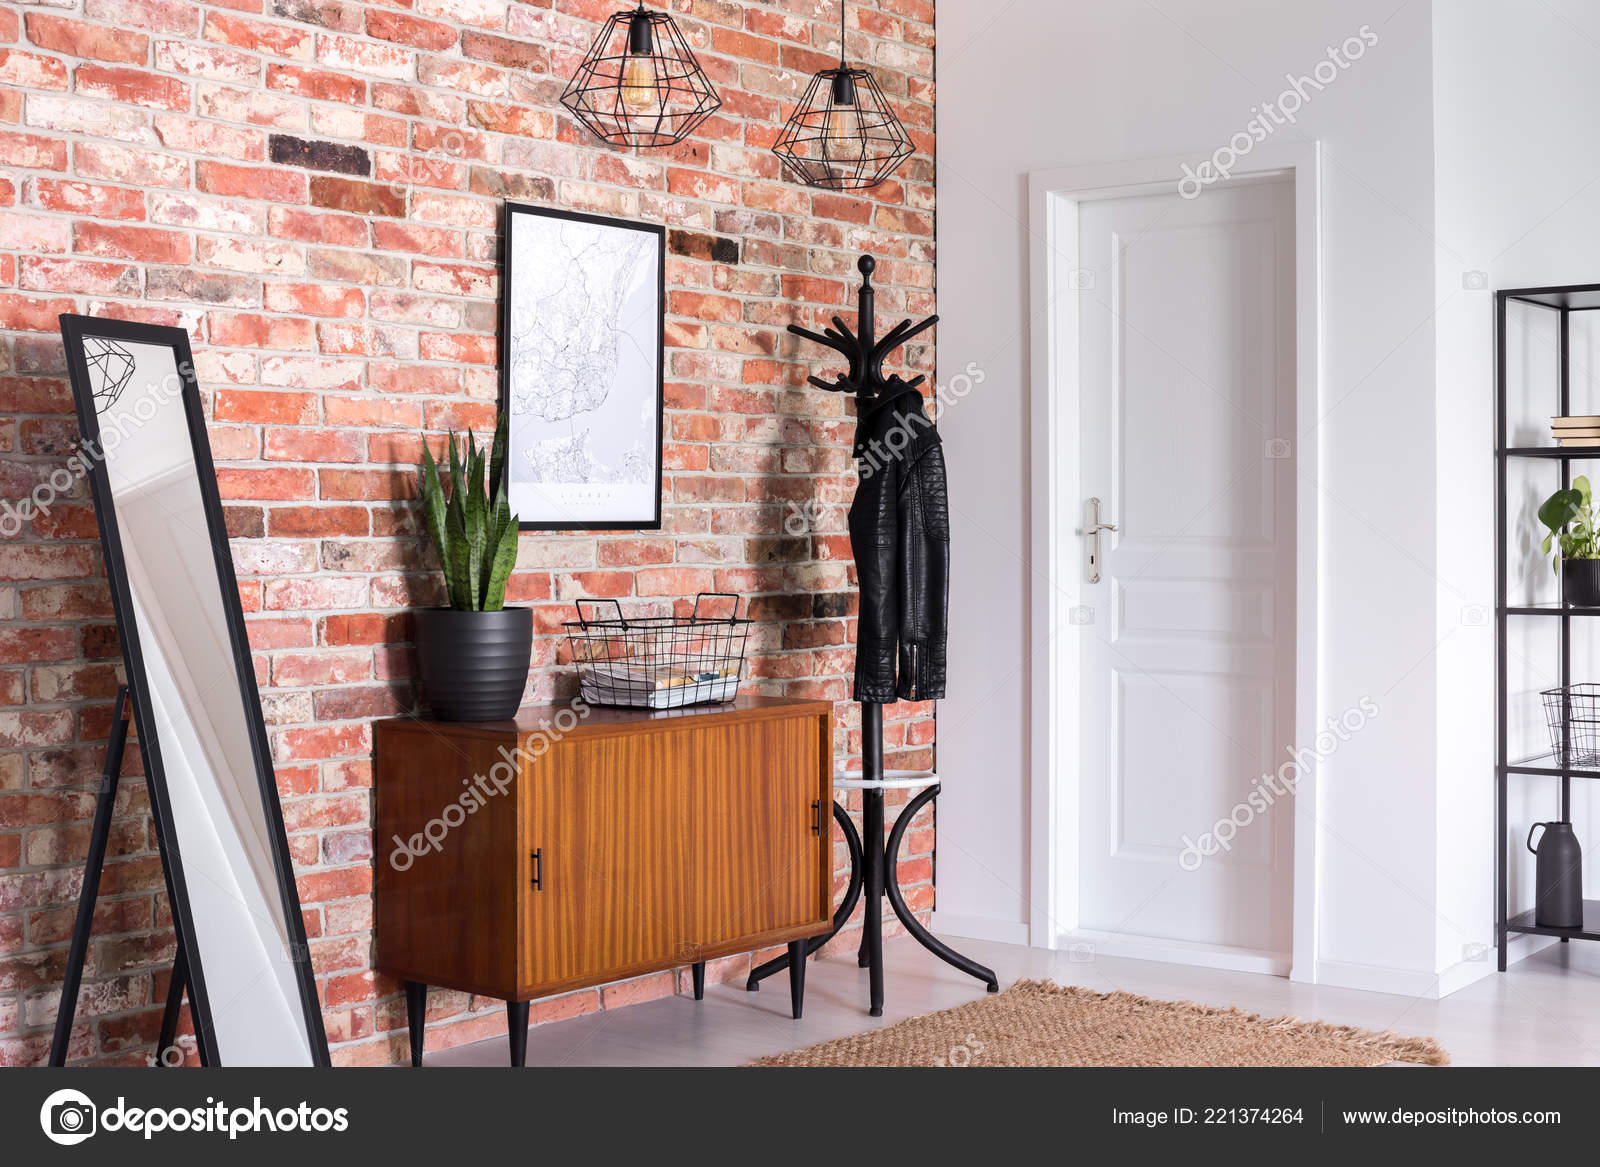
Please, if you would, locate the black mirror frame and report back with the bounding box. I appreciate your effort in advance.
[58,314,330,1067]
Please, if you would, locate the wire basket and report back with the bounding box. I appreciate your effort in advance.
[565,593,750,710]
[1541,683,1600,765]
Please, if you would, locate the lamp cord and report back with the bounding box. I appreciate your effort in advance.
[839,0,846,67]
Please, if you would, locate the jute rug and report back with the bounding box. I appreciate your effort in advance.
[748,980,1450,1067]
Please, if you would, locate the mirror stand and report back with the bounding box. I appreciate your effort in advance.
[59,315,328,1066]
[47,684,205,1068]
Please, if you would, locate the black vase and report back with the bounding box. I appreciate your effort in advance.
[414,607,532,722]
[1528,821,1584,929]
[1563,559,1600,607]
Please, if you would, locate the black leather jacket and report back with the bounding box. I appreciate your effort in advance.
[847,388,948,703]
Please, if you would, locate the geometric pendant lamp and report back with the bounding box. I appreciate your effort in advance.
[561,3,721,148]
[772,0,915,190]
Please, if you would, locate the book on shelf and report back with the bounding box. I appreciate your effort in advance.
[1553,415,1600,427]
[1556,436,1600,447]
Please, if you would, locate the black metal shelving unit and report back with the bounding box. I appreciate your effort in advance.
[1495,283,1600,970]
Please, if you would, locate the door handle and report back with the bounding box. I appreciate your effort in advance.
[530,847,542,890]
[1082,497,1117,583]
[811,799,822,835]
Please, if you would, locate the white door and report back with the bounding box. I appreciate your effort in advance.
[1075,178,1296,961]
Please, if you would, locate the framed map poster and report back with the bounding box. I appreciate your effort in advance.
[500,202,664,530]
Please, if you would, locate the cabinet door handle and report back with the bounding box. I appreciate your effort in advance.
[530,847,542,890]
[811,800,822,835]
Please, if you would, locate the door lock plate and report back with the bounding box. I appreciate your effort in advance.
[1083,497,1117,584]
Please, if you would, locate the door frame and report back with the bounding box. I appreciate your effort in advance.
[1025,143,1322,981]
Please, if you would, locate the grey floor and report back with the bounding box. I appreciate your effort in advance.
[427,934,1600,1067]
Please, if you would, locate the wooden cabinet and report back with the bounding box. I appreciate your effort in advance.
[689,714,825,947]
[375,697,834,1021]
[520,731,691,992]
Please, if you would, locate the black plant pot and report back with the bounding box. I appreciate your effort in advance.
[1564,559,1600,607]
[414,607,533,721]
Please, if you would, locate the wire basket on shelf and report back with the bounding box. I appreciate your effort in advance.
[1541,682,1600,766]
[565,593,750,710]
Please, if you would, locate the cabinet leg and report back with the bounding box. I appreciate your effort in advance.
[786,940,806,1020]
[747,801,865,993]
[404,981,426,1068]
[691,961,706,1000]
[506,1000,530,1068]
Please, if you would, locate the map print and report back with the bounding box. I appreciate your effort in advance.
[505,209,661,527]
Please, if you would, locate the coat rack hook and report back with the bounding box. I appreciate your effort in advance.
[788,252,934,403]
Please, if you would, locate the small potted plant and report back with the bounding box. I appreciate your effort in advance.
[1539,474,1600,606]
[414,417,531,720]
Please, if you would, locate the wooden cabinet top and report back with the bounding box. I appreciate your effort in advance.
[375,694,834,743]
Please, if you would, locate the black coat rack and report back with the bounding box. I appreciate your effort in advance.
[746,255,997,1016]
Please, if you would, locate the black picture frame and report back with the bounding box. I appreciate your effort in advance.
[499,201,666,531]
[58,314,330,1067]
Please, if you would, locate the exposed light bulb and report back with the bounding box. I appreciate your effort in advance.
[620,53,658,113]
[618,9,658,116]
[825,104,867,160]
[820,70,867,164]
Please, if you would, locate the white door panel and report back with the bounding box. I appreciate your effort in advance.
[1116,578,1274,641]
[1076,180,1296,959]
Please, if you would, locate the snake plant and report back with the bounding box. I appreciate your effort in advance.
[419,417,520,611]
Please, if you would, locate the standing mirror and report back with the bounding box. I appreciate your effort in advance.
[60,316,328,1066]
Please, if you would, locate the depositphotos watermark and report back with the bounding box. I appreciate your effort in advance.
[387,698,591,871]
[932,1031,987,1067]
[1177,696,1379,871]
[784,361,987,536]
[40,1088,348,1145]
[1178,25,1378,199]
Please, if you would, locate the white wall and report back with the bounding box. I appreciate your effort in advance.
[935,0,1450,987]
[1432,0,1600,986]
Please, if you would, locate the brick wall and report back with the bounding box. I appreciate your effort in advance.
[0,0,936,1065]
